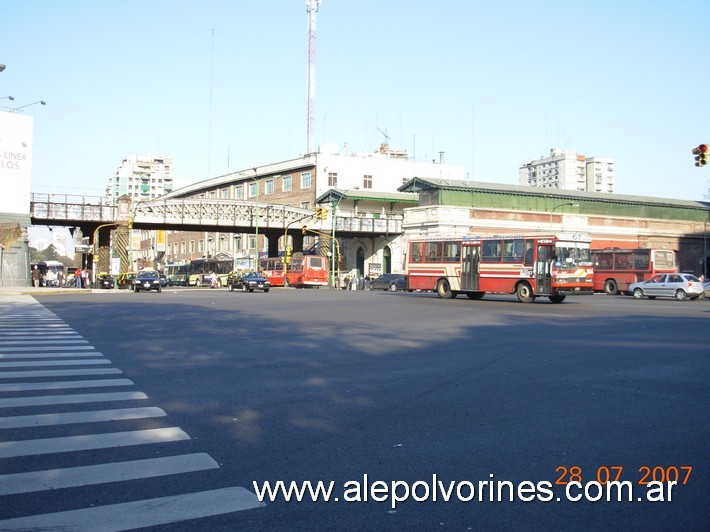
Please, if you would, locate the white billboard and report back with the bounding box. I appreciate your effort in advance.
[0,111,33,216]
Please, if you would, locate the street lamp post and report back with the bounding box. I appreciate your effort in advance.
[9,100,46,113]
[704,215,709,280]
[549,202,578,230]
[251,168,259,270]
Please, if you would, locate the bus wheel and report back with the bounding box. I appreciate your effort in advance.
[466,292,485,300]
[604,279,618,295]
[436,279,453,299]
[548,295,566,303]
[516,282,535,303]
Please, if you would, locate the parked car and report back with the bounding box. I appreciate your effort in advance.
[116,272,137,290]
[134,270,162,293]
[98,272,115,289]
[368,273,410,292]
[227,271,271,292]
[703,280,710,299]
[159,273,168,287]
[629,273,703,301]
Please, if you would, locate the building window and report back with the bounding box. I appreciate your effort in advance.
[180,242,186,254]
[301,201,311,210]
[235,184,244,200]
[265,179,274,195]
[198,240,204,253]
[301,172,311,189]
[189,240,195,254]
[249,182,258,198]
[234,235,242,250]
[221,188,229,199]
[363,174,373,189]
[328,172,338,187]
[248,235,256,250]
[283,175,292,192]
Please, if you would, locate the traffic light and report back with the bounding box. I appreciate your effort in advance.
[320,207,328,220]
[302,225,308,235]
[693,144,708,167]
[283,245,292,264]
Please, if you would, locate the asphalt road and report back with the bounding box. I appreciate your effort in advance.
[1,288,708,531]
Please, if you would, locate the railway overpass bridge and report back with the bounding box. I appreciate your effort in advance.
[29,193,404,275]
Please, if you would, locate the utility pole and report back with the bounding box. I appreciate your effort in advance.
[306,0,322,154]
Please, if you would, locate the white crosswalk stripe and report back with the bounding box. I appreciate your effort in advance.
[0,296,264,527]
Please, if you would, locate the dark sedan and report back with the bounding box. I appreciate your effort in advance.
[134,270,162,293]
[227,271,271,292]
[368,273,410,292]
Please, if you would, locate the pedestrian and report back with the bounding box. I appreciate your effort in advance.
[32,265,41,287]
[75,268,83,288]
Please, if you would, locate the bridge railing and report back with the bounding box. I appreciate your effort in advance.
[335,213,402,233]
[31,193,115,223]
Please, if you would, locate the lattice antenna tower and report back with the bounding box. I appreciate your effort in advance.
[306,0,322,154]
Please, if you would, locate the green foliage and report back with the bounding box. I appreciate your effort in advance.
[29,245,76,268]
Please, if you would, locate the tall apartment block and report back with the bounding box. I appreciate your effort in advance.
[104,155,174,204]
[519,148,614,193]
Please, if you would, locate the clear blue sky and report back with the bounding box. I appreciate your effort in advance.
[2,0,709,203]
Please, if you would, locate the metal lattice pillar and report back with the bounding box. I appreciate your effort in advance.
[113,226,131,273]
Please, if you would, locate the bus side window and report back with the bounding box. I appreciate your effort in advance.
[444,242,460,262]
[503,239,523,262]
[426,242,441,262]
[411,242,423,263]
[524,240,534,265]
[482,240,501,262]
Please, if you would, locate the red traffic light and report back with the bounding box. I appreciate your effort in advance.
[694,144,709,167]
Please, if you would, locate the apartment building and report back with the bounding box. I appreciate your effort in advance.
[104,155,174,204]
[519,148,614,193]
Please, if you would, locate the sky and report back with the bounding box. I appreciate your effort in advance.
[3,0,709,248]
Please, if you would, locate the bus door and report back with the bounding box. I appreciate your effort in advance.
[535,244,553,294]
[460,243,480,291]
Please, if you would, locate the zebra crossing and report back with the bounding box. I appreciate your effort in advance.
[0,295,263,530]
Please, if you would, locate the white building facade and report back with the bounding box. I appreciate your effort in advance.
[104,155,175,205]
[519,148,614,193]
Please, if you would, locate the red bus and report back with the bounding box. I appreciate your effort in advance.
[259,255,329,288]
[591,248,677,295]
[406,233,594,303]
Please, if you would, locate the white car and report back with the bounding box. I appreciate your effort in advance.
[629,273,703,301]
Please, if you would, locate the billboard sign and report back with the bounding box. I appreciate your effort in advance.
[0,111,33,216]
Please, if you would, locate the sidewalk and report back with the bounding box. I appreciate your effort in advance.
[0,286,123,296]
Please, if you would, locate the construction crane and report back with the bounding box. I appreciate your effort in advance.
[306,0,322,155]
[376,127,391,146]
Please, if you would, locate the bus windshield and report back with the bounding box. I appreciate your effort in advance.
[554,242,592,271]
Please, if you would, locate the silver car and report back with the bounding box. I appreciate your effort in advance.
[629,273,703,301]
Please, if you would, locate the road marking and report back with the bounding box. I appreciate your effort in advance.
[0,351,106,359]
[0,378,133,392]
[0,358,111,368]
[0,339,89,346]
[0,330,77,335]
[0,368,123,378]
[0,406,165,429]
[0,453,218,495]
[0,486,263,530]
[0,427,190,458]
[0,345,95,352]
[0,390,147,409]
